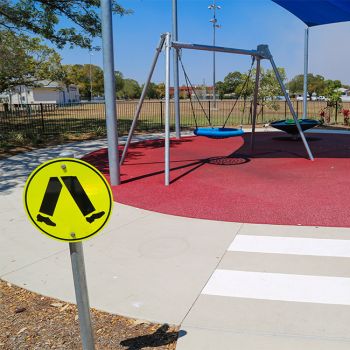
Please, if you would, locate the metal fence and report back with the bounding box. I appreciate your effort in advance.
[1,100,349,137]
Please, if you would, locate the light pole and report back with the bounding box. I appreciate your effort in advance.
[89,51,93,101]
[172,0,181,138]
[303,27,309,119]
[208,1,221,107]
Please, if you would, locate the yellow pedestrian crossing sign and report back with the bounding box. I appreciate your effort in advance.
[23,158,113,242]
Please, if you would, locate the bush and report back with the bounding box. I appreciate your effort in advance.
[7,131,26,145]
[342,109,350,126]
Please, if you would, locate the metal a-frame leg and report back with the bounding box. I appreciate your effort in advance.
[120,34,167,165]
[164,33,171,186]
[260,45,314,161]
[251,58,260,153]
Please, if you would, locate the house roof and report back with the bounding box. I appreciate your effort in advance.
[36,80,62,88]
[336,87,350,93]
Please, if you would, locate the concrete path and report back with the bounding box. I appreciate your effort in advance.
[1,131,350,349]
[0,134,239,326]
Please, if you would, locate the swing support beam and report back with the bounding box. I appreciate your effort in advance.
[171,41,261,57]
[121,34,315,186]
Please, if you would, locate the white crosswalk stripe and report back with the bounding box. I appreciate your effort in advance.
[178,228,350,349]
[202,269,350,305]
[203,233,350,304]
[229,235,350,258]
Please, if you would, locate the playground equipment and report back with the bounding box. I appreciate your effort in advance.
[194,127,244,139]
[178,53,255,139]
[120,33,315,186]
[271,118,320,136]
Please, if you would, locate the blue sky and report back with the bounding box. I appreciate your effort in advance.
[57,0,350,85]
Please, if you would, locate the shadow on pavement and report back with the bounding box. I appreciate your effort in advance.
[120,324,186,350]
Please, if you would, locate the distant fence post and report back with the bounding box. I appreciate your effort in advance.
[208,100,211,124]
[4,103,9,118]
[335,101,338,124]
[160,100,163,127]
[40,103,45,134]
[249,102,253,124]
[284,101,287,119]
[296,100,299,117]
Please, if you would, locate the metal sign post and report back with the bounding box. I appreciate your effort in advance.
[69,241,95,350]
[60,151,95,350]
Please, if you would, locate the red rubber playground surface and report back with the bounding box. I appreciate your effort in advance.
[83,132,350,227]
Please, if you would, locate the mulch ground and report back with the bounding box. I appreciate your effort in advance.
[0,280,179,350]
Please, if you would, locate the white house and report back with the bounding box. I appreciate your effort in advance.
[2,80,80,104]
[336,87,350,102]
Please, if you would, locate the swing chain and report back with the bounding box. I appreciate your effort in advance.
[222,56,256,129]
[179,53,213,128]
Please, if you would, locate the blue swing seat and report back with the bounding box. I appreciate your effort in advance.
[270,119,320,135]
[194,127,244,139]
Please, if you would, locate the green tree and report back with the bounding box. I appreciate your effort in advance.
[235,71,254,99]
[145,82,160,99]
[308,74,326,95]
[115,71,124,93]
[223,71,243,94]
[119,79,141,99]
[156,83,165,99]
[0,30,63,93]
[287,74,304,94]
[215,81,225,100]
[287,73,341,96]
[324,80,342,107]
[320,80,343,123]
[0,0,129,49]
[63,64,104,99]
[259,67,286,110]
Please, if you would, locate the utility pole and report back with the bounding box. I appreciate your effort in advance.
[208,0,221,108]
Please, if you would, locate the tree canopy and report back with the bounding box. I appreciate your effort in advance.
[223,71,243,95]
[118,79,141,99]
[0,0,129,49]
[63,64,106,99]
[215,67,286,104]
[258,67,286,109]
[0,30,63,93]
[287,73,343,96]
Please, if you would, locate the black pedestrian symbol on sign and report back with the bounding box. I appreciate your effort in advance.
[37,176,105,227]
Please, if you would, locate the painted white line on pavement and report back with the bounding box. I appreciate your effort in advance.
[229,235,350,258]
[202,270,350,305]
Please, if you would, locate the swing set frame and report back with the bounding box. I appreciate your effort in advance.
[120,32,315,186]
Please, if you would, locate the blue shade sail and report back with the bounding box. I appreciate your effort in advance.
[272,0,350,27]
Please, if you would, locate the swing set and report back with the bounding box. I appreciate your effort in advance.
[178,53,255,139]
[120,32,315,186]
